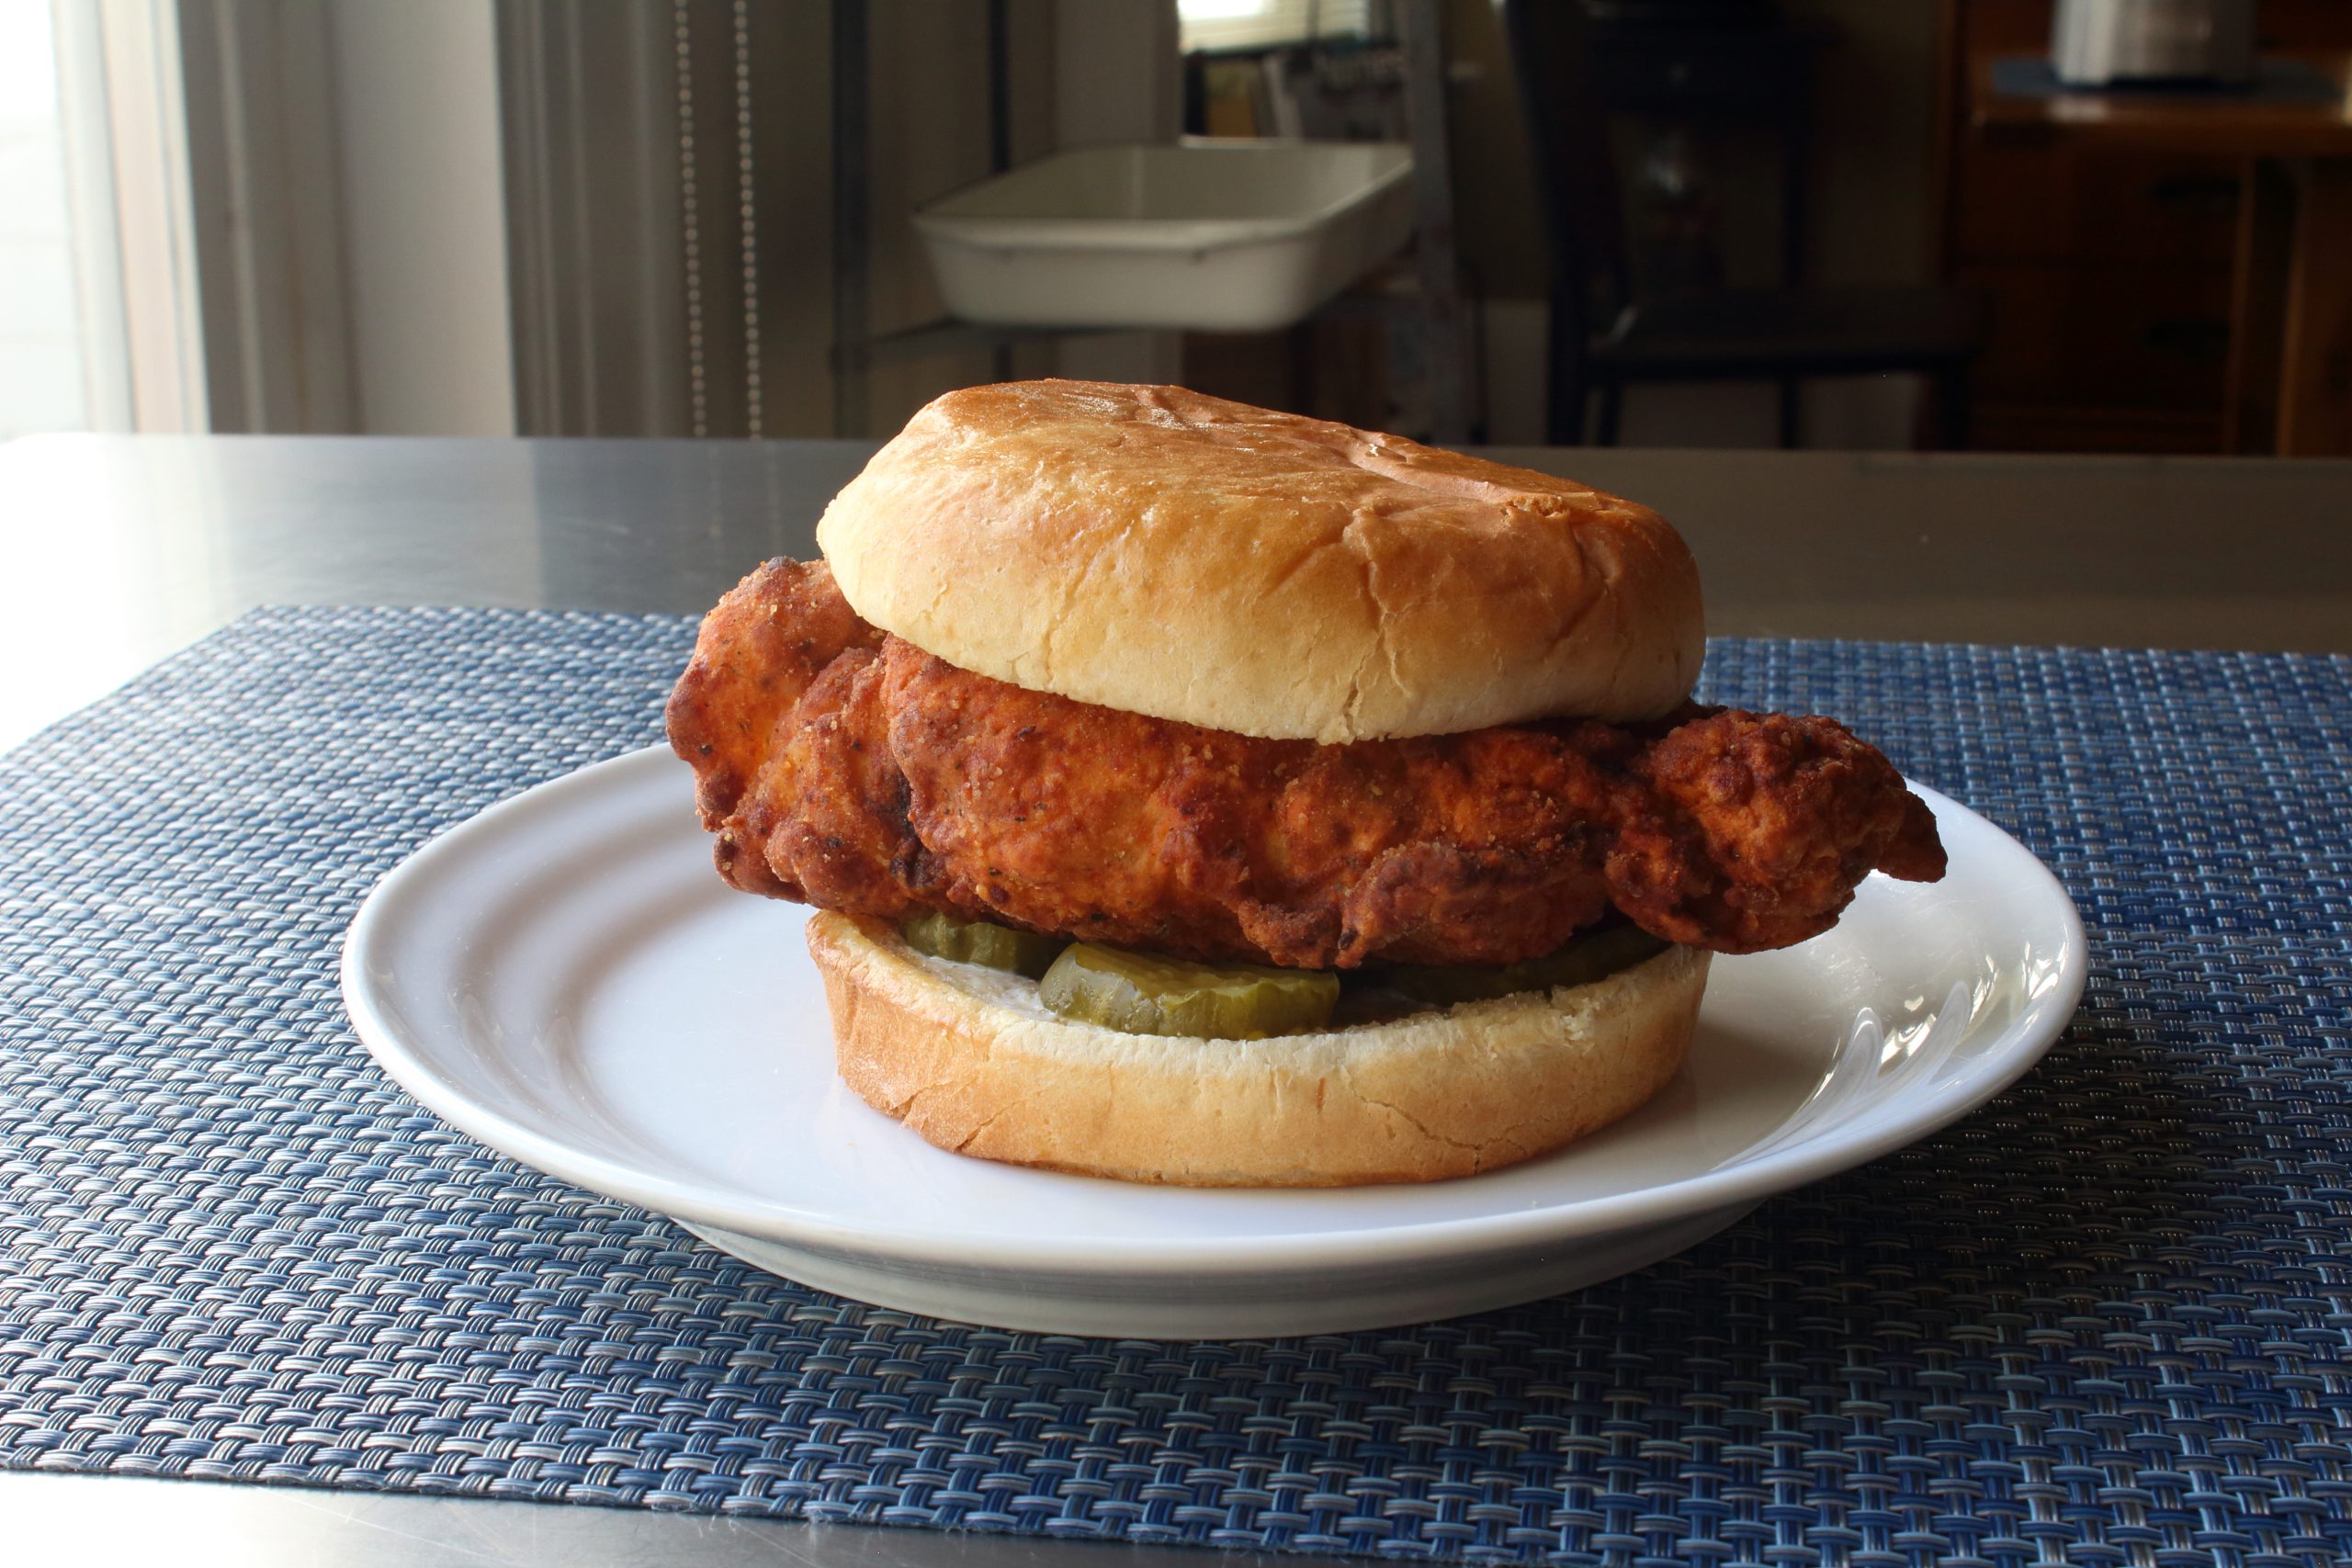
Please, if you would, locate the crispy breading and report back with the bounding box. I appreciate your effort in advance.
[669,558,1947,966]
[664,559,882,898]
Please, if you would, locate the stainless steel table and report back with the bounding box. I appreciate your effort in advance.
[5,433,2350,1565]
[8,434,2351,750]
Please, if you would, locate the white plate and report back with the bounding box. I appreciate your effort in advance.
[342,748,2085,1339]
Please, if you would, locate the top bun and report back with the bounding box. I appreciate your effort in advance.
[817,380,1703,743]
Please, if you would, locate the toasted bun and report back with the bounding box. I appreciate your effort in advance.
[817,380,1703,742]
[806,912,1709,1187]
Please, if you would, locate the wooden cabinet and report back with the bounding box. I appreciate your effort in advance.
[1933,0,2352,452]
[1961,260,2235,412]
[1953,146,2245,265]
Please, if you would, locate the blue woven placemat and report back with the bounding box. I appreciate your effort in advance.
[4,607,2350,1566]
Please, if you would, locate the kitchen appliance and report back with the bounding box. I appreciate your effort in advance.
[2052,0,2256,86]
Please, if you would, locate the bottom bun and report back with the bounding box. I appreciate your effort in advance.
[806,912,1712,1188]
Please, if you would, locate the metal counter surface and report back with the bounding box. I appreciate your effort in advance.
[7,434,2349,750]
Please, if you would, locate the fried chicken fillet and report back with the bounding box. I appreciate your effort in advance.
[669,558,1946,971]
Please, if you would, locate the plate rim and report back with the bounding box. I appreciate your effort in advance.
[342,746,2087,1278]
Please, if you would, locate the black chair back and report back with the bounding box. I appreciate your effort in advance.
[1496,0,1632,439]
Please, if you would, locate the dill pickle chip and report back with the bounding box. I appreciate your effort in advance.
[1381,926,1670,1006]
[899,910,1066,979]
[1039,943,1340,1039]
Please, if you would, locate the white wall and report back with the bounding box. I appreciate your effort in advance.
[1051,0,1182,387]
[328,0,514,436]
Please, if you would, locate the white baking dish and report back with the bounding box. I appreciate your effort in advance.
[911,140,1415,333]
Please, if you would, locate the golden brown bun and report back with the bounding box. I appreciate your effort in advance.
[816,380,1704,742]
[806,912,1710,1187]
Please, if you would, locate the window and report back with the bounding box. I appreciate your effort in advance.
[0,0,88,435]
[1177,0,1378,54]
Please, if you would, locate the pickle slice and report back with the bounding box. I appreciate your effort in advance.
[1039,943,1340,1040]
[1380,925,1670,1007]
[900,910,1066,979]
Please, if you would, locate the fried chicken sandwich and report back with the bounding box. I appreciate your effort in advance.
[668,380,1945,1187]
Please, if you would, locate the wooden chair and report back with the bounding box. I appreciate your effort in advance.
[1498,0,1986,446]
